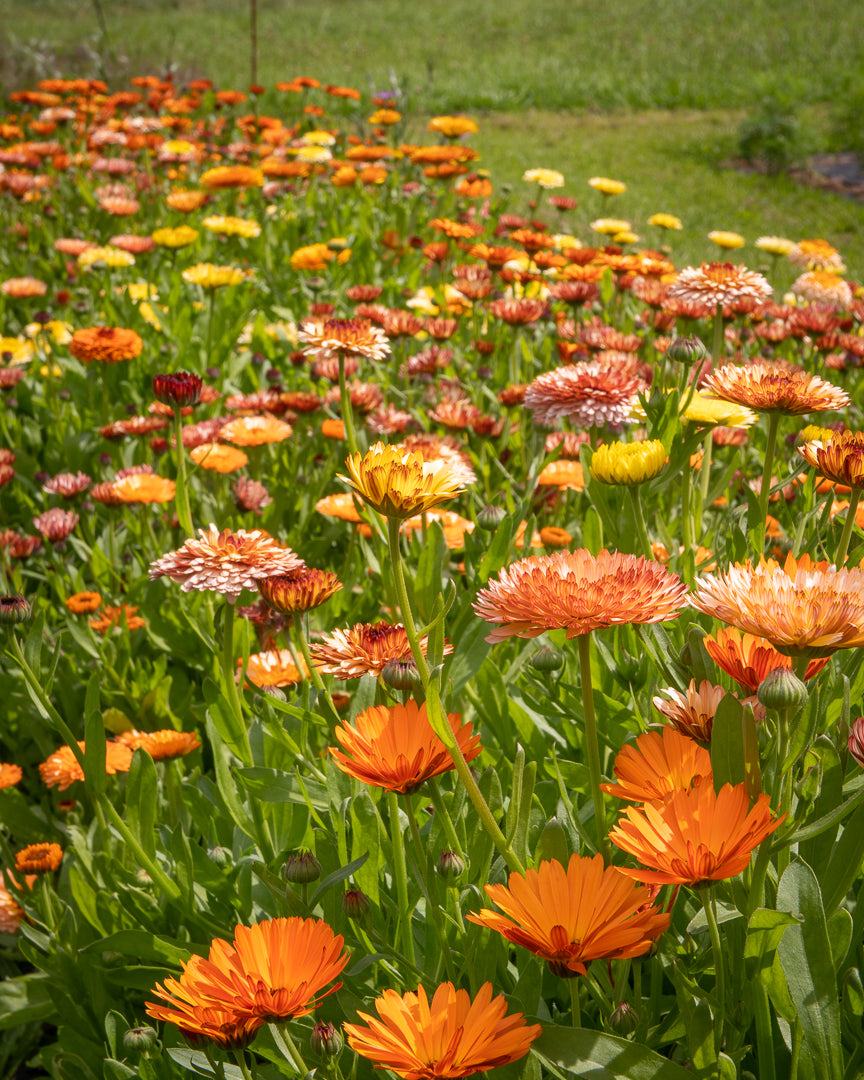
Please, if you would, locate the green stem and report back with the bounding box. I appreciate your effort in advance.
[697,430,713,535]
[97,794,182,900]
[173,408,194,535]
[681,458,695,563]
[205,289,216,367]
[427,777,465,862]
[291,612,341,723]
[753,982,777,1080]
[232,1051,255,1080]
[835,486,861,567]
[700,884,726,1064]
[387,789,416,966]
[403,792,456,981]
[220,602,253,763]
[711,303,724,366]
[576,633,610,862]
[338,350,360,458]
[385,517,524,875]
[269,1023,310,1075]
[628,485,653,560]
[203,1046,226,1080]
[757,412,782,551]
[569,977,581,1028]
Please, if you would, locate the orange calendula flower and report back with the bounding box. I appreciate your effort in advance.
[39,741,134,790]
[243,650,308,688]
[199,165,264,188]
[0,872,31,934]
[428,115,478,138]
[315,492,364,522]
[691,552,864,658]
[537,459,585,491]
[68,326,143,364]
[65,591,102,613]
[150,917,348,1023]
[146,961,264,1049]
[467,854,669,977]
[310,621,451,679]
[258,568,342,613]
[703,363,849,416]
[344,981,541,1080]
[474,548,688,643]
[609,782,784,887]
[15,842,63,874]
[0,762,23,789]
[600,727,713,802]
[799,430,864,489]
[118,729,201,760]
[89,604,147,633]
[652,680,726,744]
[703,627,829,694]
[330,699,481,794]
[189,443,249,472]
[112,473,176,504]
[340,441,469,520]
[220,415,293,446]
[524,361,645,429]
[149,523,303,601]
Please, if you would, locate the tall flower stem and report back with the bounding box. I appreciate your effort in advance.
[269,1023,309,1076]
[576,632,610,862]
[385,517,524,875]
[219,603,253,763]
[569,978,582,1028]
[681,459,695,565]
[697,430,714,535]
[172,408,194,535]
[700,884,726,1064]
[403,792,456,982]
[338,351,360,458]
[387,789,416,966]
[427,777,466,863]
[232,1051,254,1080]
[628,485,653,560]
[835,487,861,567]
[757,411,782,551]
[291,612,341,723]
[205,290,216,367]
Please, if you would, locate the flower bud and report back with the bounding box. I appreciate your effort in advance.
[284,849,322,884]
[795,764,821,804]
[666,335,708,366]
[435,850,466,882]
[208,846,232,869]
[477,503,507,531]
[152,371,202,407]
[0,595,30,625]
[310,1020,343,1059]
[607,1001,639,1035]
[381,659,422,693]
[343,887,371,921]
[534,817,570,866]
[848,717,864,769]
[530,645,565,673]
[123,1026,159,1054]
[757,667,809,712]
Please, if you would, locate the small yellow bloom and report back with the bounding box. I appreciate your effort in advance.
[126,282,159,302]
[589,176,626,195]
[202,215,261,238]
[300,130,337,146]
[138,301,163,330]
[613,230,639,245]
[755,235,794,257]
[152,225,199,249]
[339,442,469,520]
[77,246,135,269]
[162,139,196,155]
[648,213,683,230]
[523,168,564,189]
[708,230,745,250]
[590,440,666,485]
[428,115,478,138]
[680,392,756,428]
[25,320,72,344]
[590,218,631,236]
[181,263,248,289]
[296,145,332,163]
[368,109,401,125]
[0,336,34,364]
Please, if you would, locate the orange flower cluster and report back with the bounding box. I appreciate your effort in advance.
[68,326,143,364]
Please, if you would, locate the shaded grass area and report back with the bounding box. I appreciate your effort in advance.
[3,0,863,113]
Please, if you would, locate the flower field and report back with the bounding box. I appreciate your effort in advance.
[2,73,864,1080]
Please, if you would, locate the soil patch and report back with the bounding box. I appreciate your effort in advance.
[726,152,864,204]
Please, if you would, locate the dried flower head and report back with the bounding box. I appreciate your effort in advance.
[149,524,304,601]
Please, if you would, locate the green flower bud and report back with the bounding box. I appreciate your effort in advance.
[435,850,466,881]
[530,645,565,672]
[123,1026,159,1054]
[607,1001,639,1035]
[284,849,322,884]
[757,668,809,712]
[0,595,30,625]
[477,503,507,531]
[381,659,422,693]
[666,335,708,366]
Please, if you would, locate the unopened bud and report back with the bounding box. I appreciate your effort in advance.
[607,1001,639,1035]
[666,334,708,366]
[530,645,565,673]
[435,850,466,881]
[284,849,322,884]
[795,764,821,804]
[123,1026,159,1054]
[343,887,371,921]
[208,846,232,869]
[477,503,507,531]
[848,717,864,769]
[310,1020,343,1059]
[0,595,30,625]
[381,659,422,693]
[757,667,809,712]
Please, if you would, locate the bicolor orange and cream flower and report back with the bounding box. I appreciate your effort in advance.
[330,700,480,793]
[703,627,829,694]
[652,680,726,744]
[524,361,644,429]
[600,727,713,802]
[667,262,771,308]
[298,316,391,361]
[310,621,450,679]
[340,442,468,520]
[691,552,864,658]
[467,854,669,978]
[609,782,783,887]
[473,549,688,643]
[343,982,541,1080]
[799,430,864,489]
[703,363,849,416]
[258,568,342,613]
[149,524,303,601]
[148,917,348,1025]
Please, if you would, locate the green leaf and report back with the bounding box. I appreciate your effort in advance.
[308,853,370,909]
[234,767,328,811]
[83,674,106,796]
[822,800,864,914]
[167,1049,244,1078]
[534,817,570,866]
[709,692,746,791]
[828,907,854,974]
[744,907,801,980]
[80,930,192,966]
[203,677,251,763]
[0,973,56,1030]
[534,1025,694,1079]
[126,748,158,860]
[776,859,843,1080]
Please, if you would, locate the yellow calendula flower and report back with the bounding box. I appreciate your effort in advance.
[181,263,248,289]
[25,320,72,345]
[126,282,159,302]
[202,215,261,239]
[680,392,757,428]
[78,246,135,269]
[590,218,631,236]
[339,442,469,520]
[296,145,333,163]
[138,302,163,331]
[368,108,401,125]
[523,168,565,188]
[152,225,199,249]
[0,336,34,365]
[590,440,666,485]
[589,176,626,195]
[755,235,795,257]
[162,139,196,155]
[301,130,337,146]
[613,230,639,245]
[708,230,746,250]
[428,115,478,138]
[648,213,683,230]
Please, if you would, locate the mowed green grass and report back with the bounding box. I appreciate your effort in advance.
[4,1,864,277]
[4,0,863,112]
